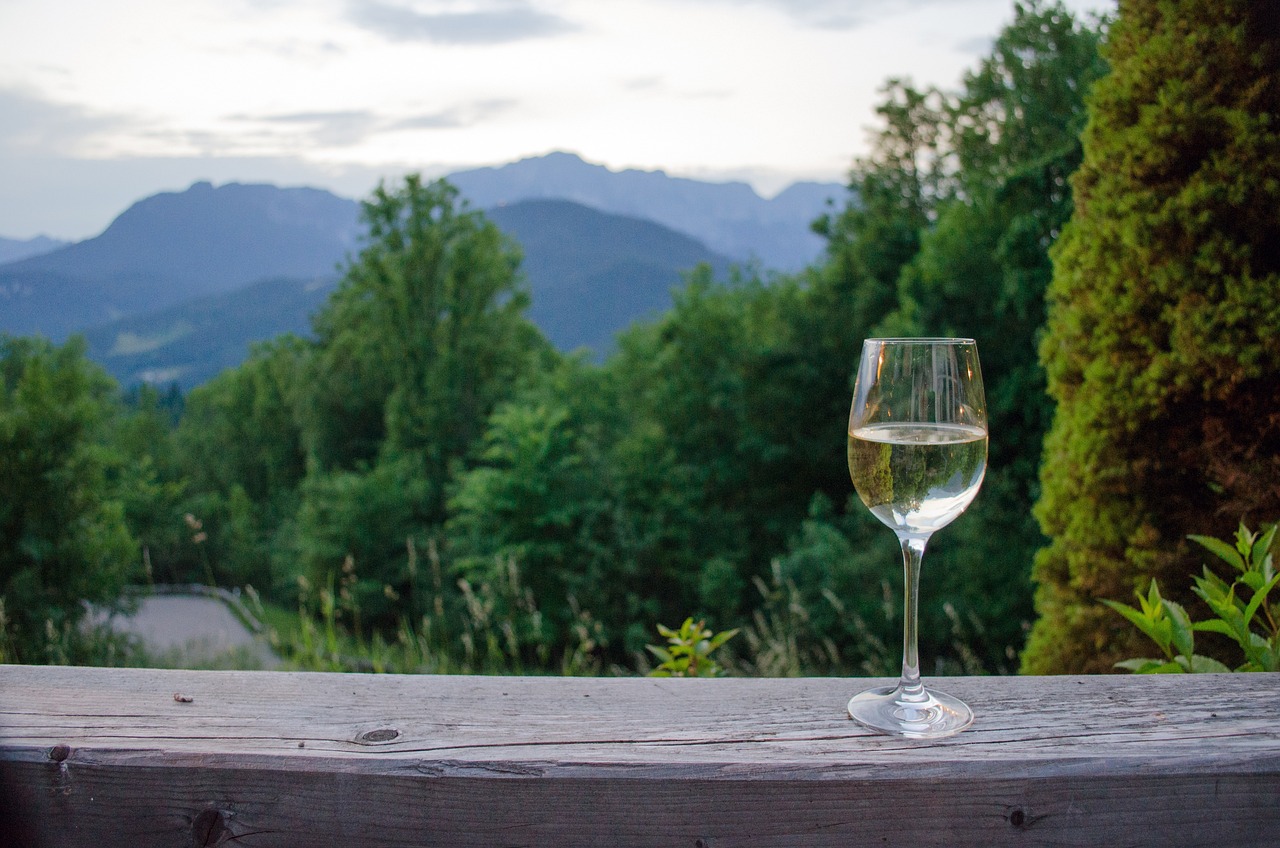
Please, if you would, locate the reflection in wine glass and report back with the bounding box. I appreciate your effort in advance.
[845,338,987,739]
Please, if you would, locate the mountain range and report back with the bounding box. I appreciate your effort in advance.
[449,152,837,272]
[0,152,842,389]
[0,235,67,265]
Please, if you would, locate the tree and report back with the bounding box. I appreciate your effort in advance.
[813,78,950,344]
[309,176,545,486]
[294,176,549,612]
[884,0,1108,669]
[0,336,137,661]
[1022,0,1280,672]
[168,337,312,590]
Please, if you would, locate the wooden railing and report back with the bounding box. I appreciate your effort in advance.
[2,665,1279,847]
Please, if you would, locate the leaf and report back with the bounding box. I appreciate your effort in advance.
[1192,619,1237,638]
[1160,598,1196,660]
[706,628,740,652]
[1234,523,1258,560]
[1141,660,1186,674]
[1194,567,1232,598]
[1140,581,1165,617]
[1188,654,1232,673]
[1189,533,1247,573]
[1258,644,1280,673]
[1239,571,1266,593]
[1103,598,1173,655]
[645,645,673,663]
[1254,523,1278,573]
[1195,581,1243,627]
[1241,571,1280,630]
[1115,658,1168,673]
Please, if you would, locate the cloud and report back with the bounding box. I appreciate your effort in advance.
[0,87,137,156]
[701,0,940,29]
[621,76,664,93]
[224,99,515,150]
[348,0,577,45]
[392,98,516,129]
[253,110,381,146]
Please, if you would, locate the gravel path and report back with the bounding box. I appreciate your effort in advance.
[110,595,281,669]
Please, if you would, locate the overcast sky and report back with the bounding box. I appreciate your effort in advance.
[0,0,1111,241]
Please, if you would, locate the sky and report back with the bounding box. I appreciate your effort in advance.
[0,0,1112,241]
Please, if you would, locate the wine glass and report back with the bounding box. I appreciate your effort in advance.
[845,338,987,739]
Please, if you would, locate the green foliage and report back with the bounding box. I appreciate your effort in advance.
[1188,524,1280,672]
[7,4,1128,676]
[769,496,897,673]
[1105,522,1278,673]
[310,175,545,482]
[288,176,549,610]
[646,617,738,678]
[269,543,606,676]
[1103,580,1230,673]
[1023,0,1280,672]
[446,354,692,660]
[872,0,1108,671]
[0,335,140,662]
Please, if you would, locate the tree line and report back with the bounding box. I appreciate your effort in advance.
[3,0,1276,675]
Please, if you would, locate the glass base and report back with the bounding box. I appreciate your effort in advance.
[847,683,973,739]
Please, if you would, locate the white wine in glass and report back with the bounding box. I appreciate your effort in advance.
[846,338,987,739]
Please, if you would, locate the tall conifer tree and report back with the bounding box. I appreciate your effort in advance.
[1023,0,1280,672]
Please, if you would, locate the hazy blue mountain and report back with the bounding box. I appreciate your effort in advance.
[77,198,727,389]
[0,235,67,264]
[82,275,338,389]
[489,199,732,354]
[449,151,841,271]
[0,158,835,387]
[0,182,360,340]
[0,156,838,342]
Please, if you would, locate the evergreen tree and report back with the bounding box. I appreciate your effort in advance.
[1022,0,1280,672]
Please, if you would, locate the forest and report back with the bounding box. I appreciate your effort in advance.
[2,0,1277,677]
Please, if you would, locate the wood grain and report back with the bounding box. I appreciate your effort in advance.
[2,665,1278,846]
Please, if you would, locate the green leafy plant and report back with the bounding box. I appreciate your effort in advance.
[1105,522,1278,673]
[646,618,739,678]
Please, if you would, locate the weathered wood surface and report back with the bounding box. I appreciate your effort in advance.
[1,665,1278,847]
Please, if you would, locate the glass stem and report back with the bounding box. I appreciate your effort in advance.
[897,534,929,703]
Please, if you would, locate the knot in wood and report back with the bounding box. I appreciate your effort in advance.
[192,809,228,847]
[1009,808,1027,828]
[48,744,71,763]
[358,728,400,744]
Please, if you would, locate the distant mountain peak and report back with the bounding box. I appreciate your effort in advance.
[0,235,68,265]
[450,150,839,271]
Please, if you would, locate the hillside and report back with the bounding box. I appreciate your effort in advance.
[81,275,338,389]
[0,182,359,340]
[74,197,728,389]
[0,235,66,264]
[0,155,831,387]
[488,199,731,354]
